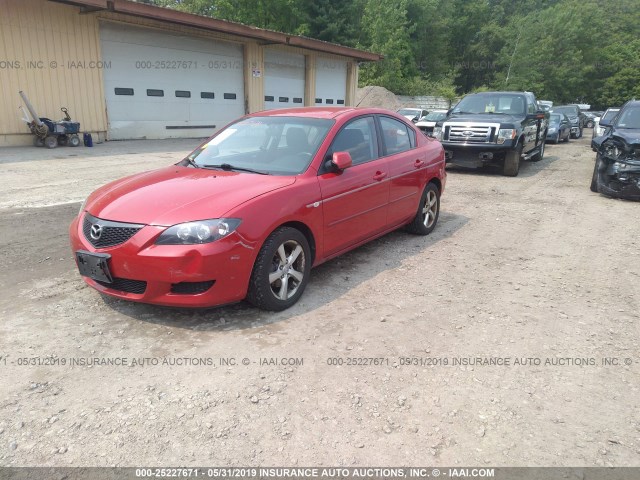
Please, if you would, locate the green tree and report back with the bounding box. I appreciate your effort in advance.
[357,0,415,93]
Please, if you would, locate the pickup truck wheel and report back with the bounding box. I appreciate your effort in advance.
[590,156,601,193]
[406,182,440,235]
[246,227,311,311]
[503,144,522,176]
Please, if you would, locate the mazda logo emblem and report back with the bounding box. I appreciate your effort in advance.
[90,223,103,240]
[461,130,474,136]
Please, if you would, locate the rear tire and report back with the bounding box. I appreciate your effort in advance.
[246,227,311,311]
[503,143,522,176]
[406,182,440,236]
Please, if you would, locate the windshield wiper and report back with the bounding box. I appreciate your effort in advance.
[203,163,269,175]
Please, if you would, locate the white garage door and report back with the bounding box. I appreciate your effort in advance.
[263,50,305,111]
[315,57,347,107]
[100,22,244,140]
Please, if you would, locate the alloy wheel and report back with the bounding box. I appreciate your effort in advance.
[269,240,306,301]
[422,190,438,228]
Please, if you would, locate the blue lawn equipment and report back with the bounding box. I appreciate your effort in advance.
[19,91,81,148]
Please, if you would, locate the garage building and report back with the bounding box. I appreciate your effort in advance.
[0,0,381,145]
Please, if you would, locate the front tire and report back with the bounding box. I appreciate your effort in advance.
[406,182,440,235]
[590,156,601,193]
[44,136,58,149]
[503,143,522,176]
[246,227,311,311]
[68,134,81,147]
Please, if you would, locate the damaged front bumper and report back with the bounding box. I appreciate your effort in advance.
[595,154,640,201]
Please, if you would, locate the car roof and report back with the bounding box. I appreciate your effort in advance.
[248,107,404,120]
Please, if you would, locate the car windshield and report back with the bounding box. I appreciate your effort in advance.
[422,112,447,121]
[452,93,526,115]
[398,109,420,116]
[552,106,576,116]
[614,106,640,129]
[187,116,334,175]
[549,114,562,124]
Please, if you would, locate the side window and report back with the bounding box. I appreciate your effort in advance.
[330,117,378,166]
[528,97,536,114]
[379,116,412,155]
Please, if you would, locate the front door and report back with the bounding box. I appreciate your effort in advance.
[318,116,389,257]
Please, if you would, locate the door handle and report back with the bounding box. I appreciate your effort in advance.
[414,159,425,168]
[373,171,387,181]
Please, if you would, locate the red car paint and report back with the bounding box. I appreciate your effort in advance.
[69,107,446,308]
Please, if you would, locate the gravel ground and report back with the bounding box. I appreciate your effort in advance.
[0,134,638,467]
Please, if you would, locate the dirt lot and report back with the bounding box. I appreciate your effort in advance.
[0,134,638,467]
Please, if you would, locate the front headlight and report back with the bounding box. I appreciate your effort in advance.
[548,127,557,133]
[497,129,516,144]
[155,218,241,245]
[433,127,443,140]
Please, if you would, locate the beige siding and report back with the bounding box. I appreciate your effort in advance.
[96,12,250,45]
[346,61,358,107]
[0,0,107,144]
[244,42,264,113]
[304,54,317,107]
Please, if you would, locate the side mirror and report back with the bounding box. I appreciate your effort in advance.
[332,151,352,171]
[598,119,611,128]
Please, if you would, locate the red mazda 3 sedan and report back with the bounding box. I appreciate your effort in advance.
[70,108,446,310]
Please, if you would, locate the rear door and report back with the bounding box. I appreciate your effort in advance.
[318,116,389,257]
[378,115,426,228]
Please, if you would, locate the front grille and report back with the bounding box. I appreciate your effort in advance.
[83,213,144,248]
[443,122,500,144]
[96,277,147,294]
[171,280,215,295]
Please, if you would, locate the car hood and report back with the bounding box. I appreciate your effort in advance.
[611,129,640,146]
[443,113,522,124]
[86,166,296,226]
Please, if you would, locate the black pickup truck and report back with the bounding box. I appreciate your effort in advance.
[433,91,549,176]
